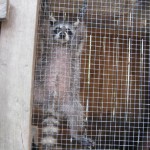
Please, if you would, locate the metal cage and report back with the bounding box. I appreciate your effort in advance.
[31,0,150,150]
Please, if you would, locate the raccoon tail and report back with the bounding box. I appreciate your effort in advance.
[41,111,60,149]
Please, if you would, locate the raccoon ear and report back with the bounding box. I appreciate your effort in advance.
[49,16,57,26]
[74,18,80,28]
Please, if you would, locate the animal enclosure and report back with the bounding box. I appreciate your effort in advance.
[0,0,150,150]
[32,0,150,149]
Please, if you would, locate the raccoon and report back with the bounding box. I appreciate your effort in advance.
[33,2,94,149]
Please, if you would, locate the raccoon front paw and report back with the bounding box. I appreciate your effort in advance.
[73,136,95,148]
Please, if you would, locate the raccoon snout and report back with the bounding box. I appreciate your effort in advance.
[59,32,66,39]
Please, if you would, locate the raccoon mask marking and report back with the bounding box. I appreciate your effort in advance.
[49,16,81,45]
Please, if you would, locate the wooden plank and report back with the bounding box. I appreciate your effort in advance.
[0,0,9,20]
[0,0,39,149]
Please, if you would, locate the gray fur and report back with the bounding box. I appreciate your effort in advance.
[78,0,87,20]
[33,14,94,149]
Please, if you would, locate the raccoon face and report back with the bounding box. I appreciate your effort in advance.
[52,23,74,43]
[50,16,80,44]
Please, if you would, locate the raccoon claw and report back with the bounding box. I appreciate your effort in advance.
[73,136,95,148]
[79,137,95,148]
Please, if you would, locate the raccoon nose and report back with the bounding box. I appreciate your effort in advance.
[59,32,65,39]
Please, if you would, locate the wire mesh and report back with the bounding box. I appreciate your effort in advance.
[32,0,150,149]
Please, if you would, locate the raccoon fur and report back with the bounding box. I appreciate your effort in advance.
[33,11,94,150]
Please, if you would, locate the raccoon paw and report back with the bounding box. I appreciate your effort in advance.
[73,136,95,148]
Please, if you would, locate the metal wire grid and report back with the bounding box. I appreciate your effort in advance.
[32,0,150,149]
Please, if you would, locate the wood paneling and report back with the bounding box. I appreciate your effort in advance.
[80,27,148,148]
[0,0,9,20]
[0,0,39,149]
[81,27,145,116]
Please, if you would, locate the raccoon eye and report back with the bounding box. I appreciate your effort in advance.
[66,29,72,35]
[54,27,60,34]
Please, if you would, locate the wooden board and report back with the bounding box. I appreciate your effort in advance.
[0,0,9,20]
[0,0,39,149]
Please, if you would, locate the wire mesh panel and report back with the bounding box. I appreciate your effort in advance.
[32,0,150,149]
